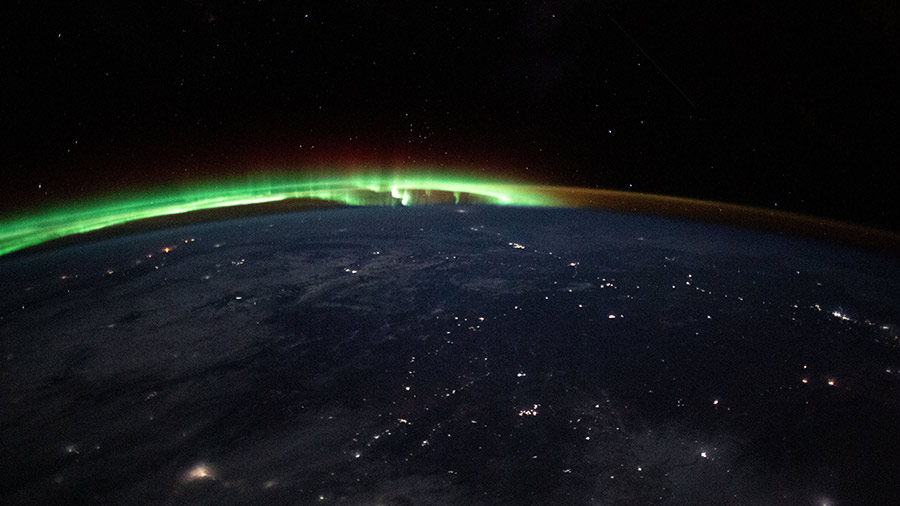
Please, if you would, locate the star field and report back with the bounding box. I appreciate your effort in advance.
[3,1,900,231]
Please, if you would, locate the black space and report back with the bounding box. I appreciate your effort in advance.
[3,1,899,231]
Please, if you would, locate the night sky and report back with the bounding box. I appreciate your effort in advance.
[4,1,900,232]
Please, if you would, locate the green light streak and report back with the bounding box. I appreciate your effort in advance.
[0,172,559,257]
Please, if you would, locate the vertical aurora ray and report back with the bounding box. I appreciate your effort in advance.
[0,173,560,257]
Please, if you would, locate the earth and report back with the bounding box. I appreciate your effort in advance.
[2,205,899,505]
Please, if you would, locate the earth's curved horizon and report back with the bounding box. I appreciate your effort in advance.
[2,173,899,259]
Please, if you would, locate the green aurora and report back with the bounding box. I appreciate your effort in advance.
[3,171,899,258]
[0,173,560,257]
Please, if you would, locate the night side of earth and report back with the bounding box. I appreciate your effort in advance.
[2,188,900,505]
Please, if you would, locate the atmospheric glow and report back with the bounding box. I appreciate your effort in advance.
[0,172,559,256]
[2,170,897,257]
